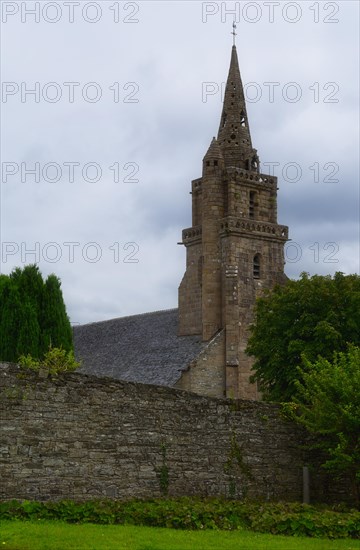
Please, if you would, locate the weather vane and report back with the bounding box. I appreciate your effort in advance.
[231,19,237,46]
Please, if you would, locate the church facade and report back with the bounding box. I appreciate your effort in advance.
[74,45,288,401]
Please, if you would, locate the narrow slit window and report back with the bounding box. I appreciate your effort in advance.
[253,254,260,279]
[249,191,256,218]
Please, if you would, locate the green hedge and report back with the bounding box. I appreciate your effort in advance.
[0,499,359,539]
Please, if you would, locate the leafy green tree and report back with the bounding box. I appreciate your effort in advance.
[294,347,360,507]
[0,274,9,296]
[246,272,360,401]
[41,274,72,354]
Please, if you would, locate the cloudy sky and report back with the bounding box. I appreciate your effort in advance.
[1,0,359,325]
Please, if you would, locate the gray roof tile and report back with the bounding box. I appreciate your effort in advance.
[73,309,205,386]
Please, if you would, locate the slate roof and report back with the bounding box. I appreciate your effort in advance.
[73,309,206,387]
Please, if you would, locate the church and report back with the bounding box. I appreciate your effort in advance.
[74,43,289,401]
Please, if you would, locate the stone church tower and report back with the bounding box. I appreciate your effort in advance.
[178,45,289,400]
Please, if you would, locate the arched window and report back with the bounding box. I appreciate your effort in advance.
[249,191,256,219]
[253,254,261,278]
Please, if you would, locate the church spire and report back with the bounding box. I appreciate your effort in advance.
[217,45,259,172]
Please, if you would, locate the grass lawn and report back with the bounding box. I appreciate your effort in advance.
[1,521,360,550]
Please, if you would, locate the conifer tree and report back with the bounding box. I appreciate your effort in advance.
[10,264,44,319]
[41,274,73,354]
[16,300,40,358]
[0,265,73,362]
[0,282,23,361]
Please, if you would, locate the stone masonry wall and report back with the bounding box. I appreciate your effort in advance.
[176,330,225,398]
[0,364,351,504]
[178,242,202,336]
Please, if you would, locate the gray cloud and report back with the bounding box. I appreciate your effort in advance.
[1,1,359,324]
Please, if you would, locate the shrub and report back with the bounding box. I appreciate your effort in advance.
[18,346,80,375]
[0,499,359,539]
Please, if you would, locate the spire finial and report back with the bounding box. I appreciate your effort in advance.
[231,19,237,46]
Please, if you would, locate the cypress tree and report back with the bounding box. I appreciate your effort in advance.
[10,264,44,319]
[0,265,73,361]
[16,300,40,358]
[41,274,73,354]
[0,282,23,362]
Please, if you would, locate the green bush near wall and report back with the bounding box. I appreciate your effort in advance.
[0,499,359,539]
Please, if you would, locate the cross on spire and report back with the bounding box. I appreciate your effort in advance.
[231,19,237,46]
